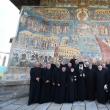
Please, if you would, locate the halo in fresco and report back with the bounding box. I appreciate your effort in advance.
[77,8,89,21]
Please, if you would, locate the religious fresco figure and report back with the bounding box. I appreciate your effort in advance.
[19,53,28,67]
[72,22,102,59]
[11,53,19,66]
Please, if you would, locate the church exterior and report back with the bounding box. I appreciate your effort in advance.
[0,0,110,102]
[6,0,110,80]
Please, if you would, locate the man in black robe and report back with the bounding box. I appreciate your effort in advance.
[74,59,79,73]
[28,63,41,105]
[102,63,110,102]
[92,60,98,73]
[67,62,72,70]
[105,70,110,102]
[86,64,96,100]
[96,64,107,104]
[66,67,78,102]
[60,60,67,68]
[70,57,76,67]
[55,65,67,103]
[106,62,110,71]
[106,62,110,100]
[65,62,73,102]
[77,62,87,101]
[40,63,51,103]
[50,63,57,102]
[84,61,90,100]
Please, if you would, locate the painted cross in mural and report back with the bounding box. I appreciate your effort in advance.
[9,7,110,67]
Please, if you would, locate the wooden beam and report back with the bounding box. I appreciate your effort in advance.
[10,0,110,9]
[10,0,40,9]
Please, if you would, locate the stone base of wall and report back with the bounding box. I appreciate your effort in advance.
[0,80,30,102]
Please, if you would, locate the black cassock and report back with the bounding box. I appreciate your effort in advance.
[106,71,110,100]
[77,69,87,101]
[106,65,110,93]
[55,68,67,103]
[66,69,78,102]
[74,64,79,73]
[65,66,71,102]
[103,67,109,101]
[96,69,107,104]
[86,67,96,100]
[50,64,57,102]
[40,68,51,103]
[28,67,41,105]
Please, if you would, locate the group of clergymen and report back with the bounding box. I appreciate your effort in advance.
[28,58,110,105]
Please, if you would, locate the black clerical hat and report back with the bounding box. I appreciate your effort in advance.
[79,62,84,64]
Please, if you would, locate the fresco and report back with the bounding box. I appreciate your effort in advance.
[8,7,110,68]
[40,0,110,7]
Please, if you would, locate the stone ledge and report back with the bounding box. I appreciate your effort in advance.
[0,80,30,86]
[0,80,30,102]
